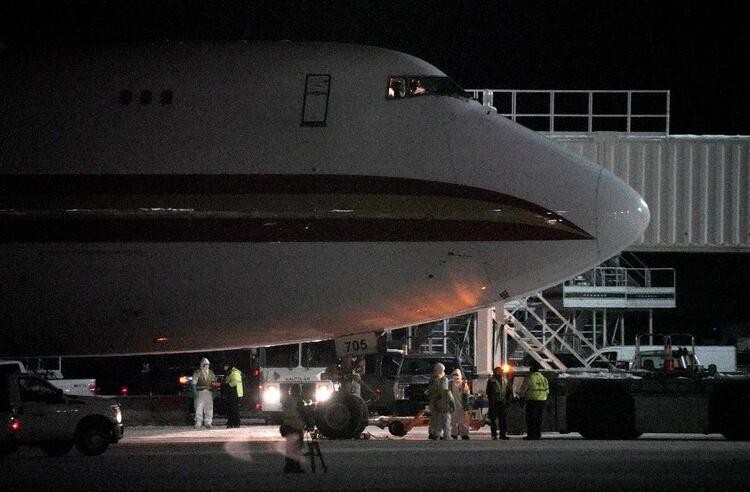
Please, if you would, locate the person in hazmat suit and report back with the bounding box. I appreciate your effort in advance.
[427,362,454,440]
[449,368,471,439]
[192,357,217,429]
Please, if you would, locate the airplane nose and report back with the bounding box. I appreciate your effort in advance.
[596,168,650,260]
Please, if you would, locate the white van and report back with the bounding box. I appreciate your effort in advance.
[586,345,737,372]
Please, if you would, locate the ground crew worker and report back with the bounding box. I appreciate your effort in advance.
[222,362,243,428]
[192,357,217,429]
[280,384,305,473]
[427,362,453,440]
[449,368,471,439]
[486,365,511,440]
[520,360,549,440]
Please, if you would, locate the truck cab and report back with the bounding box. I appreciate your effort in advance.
[259,342,337,422]
[392,354,474,416]
[633,348,701,371]
[0,365,123,457]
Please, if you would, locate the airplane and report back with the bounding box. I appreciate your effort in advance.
[0,41,649,357]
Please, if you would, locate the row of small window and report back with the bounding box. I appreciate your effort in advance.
[119,90,174,106]
[386,76,465,100]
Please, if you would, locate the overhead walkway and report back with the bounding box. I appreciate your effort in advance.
[563,266,676,310]
[466,88,750,253]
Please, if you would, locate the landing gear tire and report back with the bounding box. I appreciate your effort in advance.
[570,385,638,440]
[315,393,367,439]
[75,425,110,456]
[40,440,74,457]
[388,420,407,437]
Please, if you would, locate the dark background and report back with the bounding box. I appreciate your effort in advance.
[3,0,749,135]
[2,0,749,341]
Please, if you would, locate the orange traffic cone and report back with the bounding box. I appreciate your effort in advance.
[663,340,674,371]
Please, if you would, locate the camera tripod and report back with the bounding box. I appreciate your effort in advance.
[303,428,327,473]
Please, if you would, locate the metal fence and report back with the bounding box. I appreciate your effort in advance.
[566,267,676,288]
[465,89,670,135]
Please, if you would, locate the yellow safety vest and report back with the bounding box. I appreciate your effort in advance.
[524,372,549,401]
[225,367,244,398]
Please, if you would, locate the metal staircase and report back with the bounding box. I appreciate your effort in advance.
[503,292,601,370]
[426,315,471,356]
[402,313,476,362]
[502,311,567,370]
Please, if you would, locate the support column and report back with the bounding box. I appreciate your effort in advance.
[649,309,654,345]
[474,304,503,390]
[593,310,598,348]
[443,319,448,354]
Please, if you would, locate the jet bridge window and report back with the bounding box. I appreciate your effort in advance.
[386,76,465,100]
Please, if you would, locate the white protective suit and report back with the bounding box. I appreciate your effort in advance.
[192,357,216,429]
[450,368,470,438]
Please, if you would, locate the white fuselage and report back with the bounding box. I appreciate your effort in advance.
[0,42,649,355]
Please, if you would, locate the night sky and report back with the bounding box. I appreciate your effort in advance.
[2,0,749,340]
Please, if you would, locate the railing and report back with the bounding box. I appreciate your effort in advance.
[464,89,670,135]
[567,266,675,289]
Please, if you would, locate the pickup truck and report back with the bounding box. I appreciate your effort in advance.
[1,359,98,396]
[0,364,123,457]
[586,344,738,372]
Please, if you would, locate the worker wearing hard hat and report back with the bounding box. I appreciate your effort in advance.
[486,365,511,440]
[520,361,549,440]
[192,357,217,429]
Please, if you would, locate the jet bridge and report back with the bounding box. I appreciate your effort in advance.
[467,88,750,253]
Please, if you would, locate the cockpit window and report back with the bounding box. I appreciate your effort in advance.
[386,76,465,100]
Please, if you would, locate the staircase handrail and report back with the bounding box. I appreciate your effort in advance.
[530,292,596,367]
[578,266,675,288]
[503,312,568,370]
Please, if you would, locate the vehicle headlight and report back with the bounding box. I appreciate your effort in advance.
[315,384,332,402]
[262,385,281,405]
[111,405,122,424]
[395,383,408,400]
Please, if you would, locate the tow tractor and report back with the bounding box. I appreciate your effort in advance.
[369,352,483,437]
[258,340,368,439]
[514,333,750,440]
